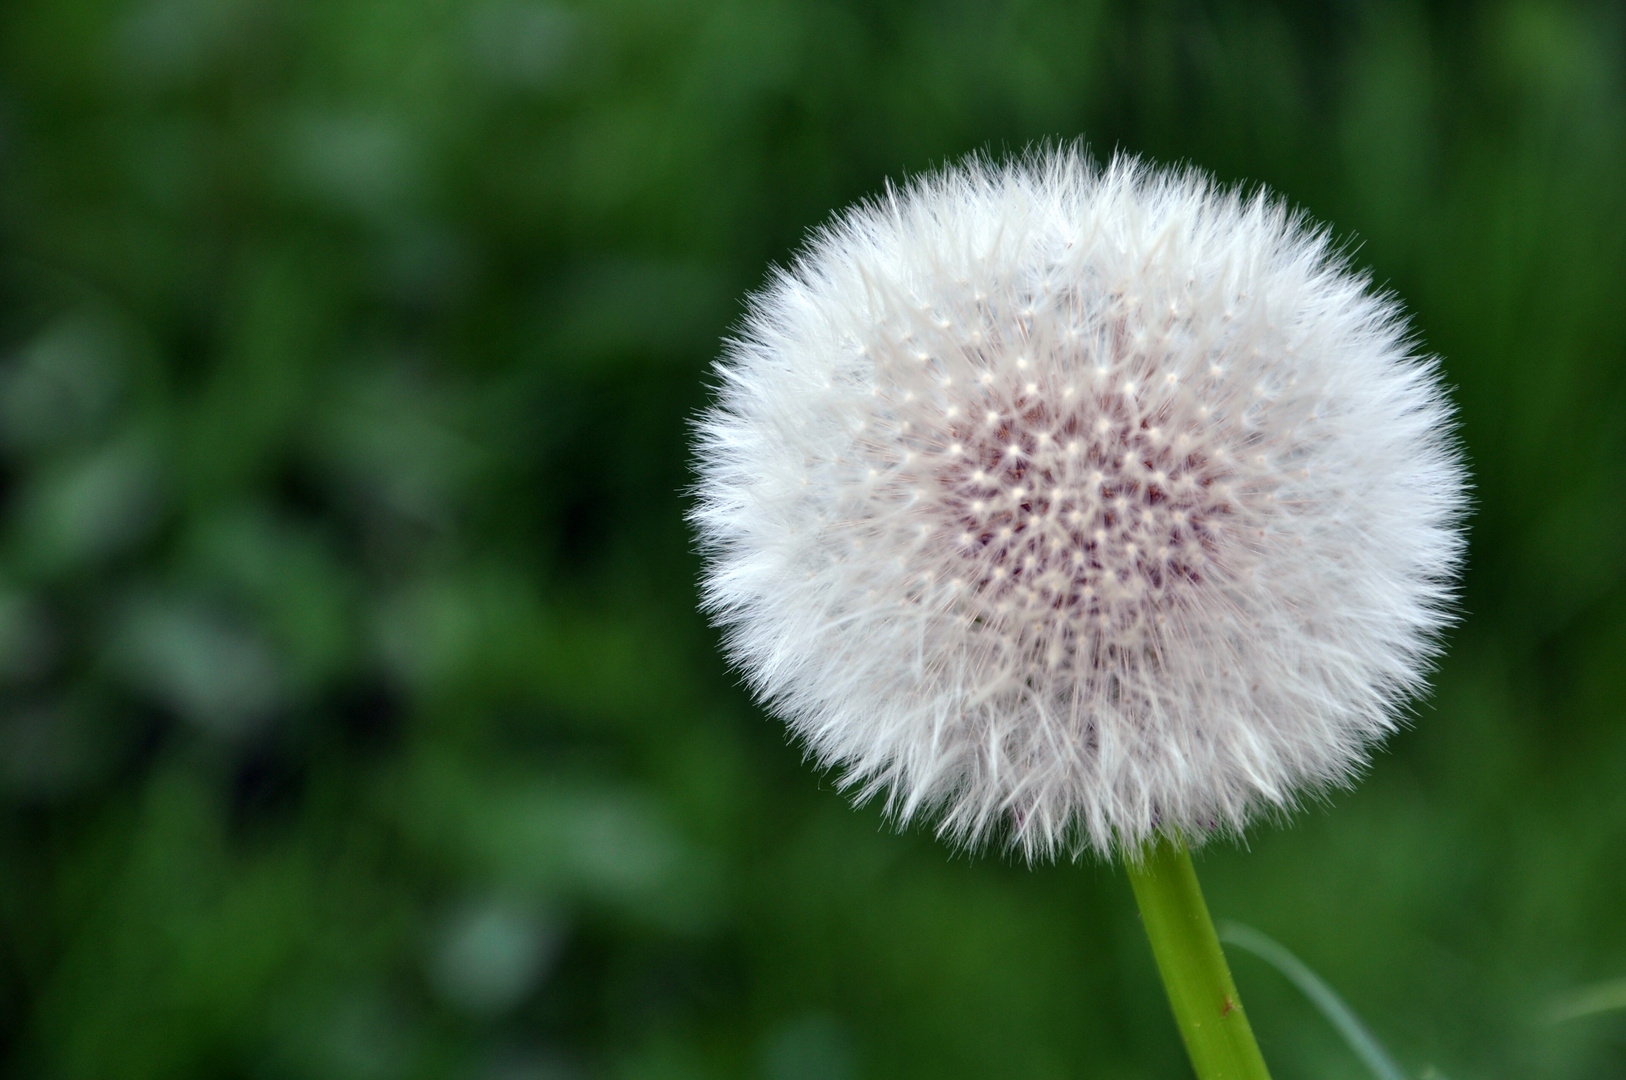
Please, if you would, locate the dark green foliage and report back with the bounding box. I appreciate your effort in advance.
[0,1,1622,1077]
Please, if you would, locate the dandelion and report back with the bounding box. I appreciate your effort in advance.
[692,147,1466,1078]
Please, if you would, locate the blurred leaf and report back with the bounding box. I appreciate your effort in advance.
[187,505,356,692]
[108,592,284,737]
[313,367,488,528]
[11,430,165,575]
[466,1,588,93]
[283,111,426,227]
[427,896,563,1018]
[114,0,264,89]
[0,311,125,451]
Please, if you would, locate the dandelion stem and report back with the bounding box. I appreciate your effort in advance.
[1127,836,1272,1080]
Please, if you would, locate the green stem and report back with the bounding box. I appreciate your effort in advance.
[1126,836,1272,1080]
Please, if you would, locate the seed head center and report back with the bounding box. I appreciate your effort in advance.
[937,385,1230,637]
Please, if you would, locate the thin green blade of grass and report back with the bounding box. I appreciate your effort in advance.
[1548,978,1626,1024]
[1218,921,1412,1080]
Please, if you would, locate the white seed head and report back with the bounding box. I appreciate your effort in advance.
[692,148,1467,860]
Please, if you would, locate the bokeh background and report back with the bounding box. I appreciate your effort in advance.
[1,1,1623,1077]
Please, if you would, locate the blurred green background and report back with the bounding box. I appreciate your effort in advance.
[0,1,1623,1077]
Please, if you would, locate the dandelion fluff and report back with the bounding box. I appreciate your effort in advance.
[693,148,1466,860]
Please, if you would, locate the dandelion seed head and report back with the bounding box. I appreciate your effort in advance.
[692,148,1468,860]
